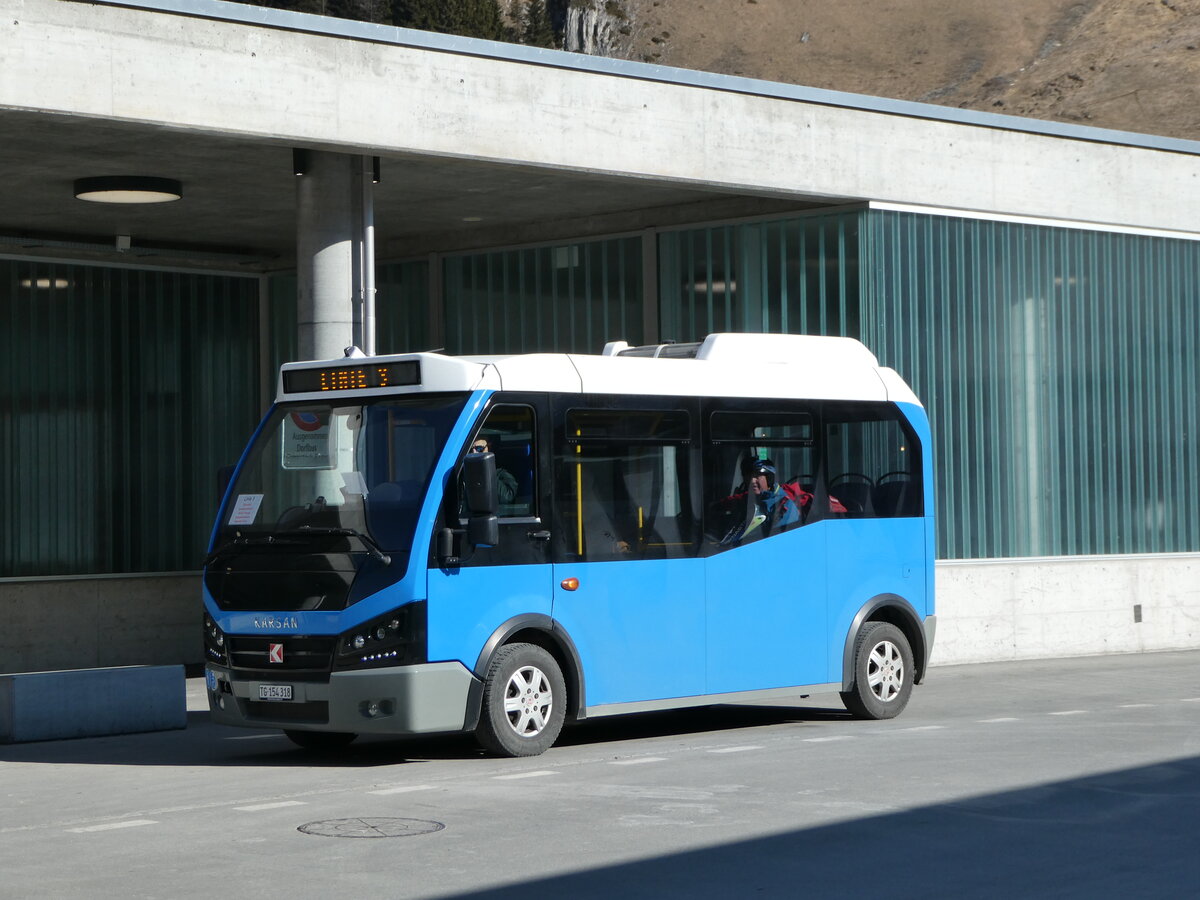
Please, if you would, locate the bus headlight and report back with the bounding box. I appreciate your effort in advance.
[334,605,426,671]
[203,614,228,664]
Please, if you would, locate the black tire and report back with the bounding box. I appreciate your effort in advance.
[475,643,566,757]
[283,729,358,751]
[840,621,914,720]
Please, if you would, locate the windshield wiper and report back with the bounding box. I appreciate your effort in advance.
[275,526,393,566]
[203,535,307,568]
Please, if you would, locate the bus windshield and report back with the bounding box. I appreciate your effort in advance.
[214,393,469,554]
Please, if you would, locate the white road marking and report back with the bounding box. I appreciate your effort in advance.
[67,820,158,833]
[493,770,558,780]
[233,801,307,812]
[803,735,854,743]
[1049,710,1088,716]
[610,757,667,766]
[1181,698,1200,703]
[979,717,1019,723]
[707,745,764,754]
[899,725,945,732]
[1119,703,1156,708]
[368,785,435,795]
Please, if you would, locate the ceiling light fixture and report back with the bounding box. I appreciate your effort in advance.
[19,277,70,290]
[74,176,183,204]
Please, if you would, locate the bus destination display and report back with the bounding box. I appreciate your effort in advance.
[282,361,420,394]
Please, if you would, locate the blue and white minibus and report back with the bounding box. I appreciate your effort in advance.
[203,333,935,756]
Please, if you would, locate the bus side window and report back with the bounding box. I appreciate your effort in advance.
[704,405,818,549]
[554,406,697,562]
[470,405,536,518]
[823,405,922,519]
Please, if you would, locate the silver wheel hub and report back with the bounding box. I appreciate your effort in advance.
[866,640,905,703]
[503,664,553,737]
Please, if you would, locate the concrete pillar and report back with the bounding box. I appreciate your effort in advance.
[296,150,375,361]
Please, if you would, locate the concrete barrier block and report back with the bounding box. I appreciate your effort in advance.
[0,665,186,743]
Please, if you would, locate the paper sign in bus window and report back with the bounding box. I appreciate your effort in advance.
[282,411,336,469]
[228,493,264,525]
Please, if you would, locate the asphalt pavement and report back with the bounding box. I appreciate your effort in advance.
[1,650,1198,898]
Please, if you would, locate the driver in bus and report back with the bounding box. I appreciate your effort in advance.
[717,457,846,544]
[470,436,518,505]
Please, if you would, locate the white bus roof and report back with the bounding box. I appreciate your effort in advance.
[276,333,921,407]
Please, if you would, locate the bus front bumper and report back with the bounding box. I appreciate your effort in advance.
[205,661,480,735]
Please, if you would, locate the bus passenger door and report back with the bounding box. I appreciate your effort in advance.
[549,400,706,709]
[704,526,829,694]
[426,399,555,672]
[702,404,831,694]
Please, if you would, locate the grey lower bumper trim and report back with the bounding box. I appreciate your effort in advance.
[923,614,938,665]
[207,661,479,735]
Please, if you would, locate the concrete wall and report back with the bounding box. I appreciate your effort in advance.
[2,554,1197,675]
[0,575,199,675]
[931,553,1200,666]
[4,0,1200,234]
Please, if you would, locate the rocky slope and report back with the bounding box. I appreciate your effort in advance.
[569,0,1200,141]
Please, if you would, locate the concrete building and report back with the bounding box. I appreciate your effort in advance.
[1,0,1197,674]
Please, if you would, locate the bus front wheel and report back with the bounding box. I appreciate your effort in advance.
[840,622,914,719]
[476,643,566,757]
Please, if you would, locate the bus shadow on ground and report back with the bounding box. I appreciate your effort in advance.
[435,753,1200,900]
[0,703,848,768]
[558,702,850,748]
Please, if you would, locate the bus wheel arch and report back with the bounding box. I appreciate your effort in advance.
[840,594,927,693]
[469,615,585,729]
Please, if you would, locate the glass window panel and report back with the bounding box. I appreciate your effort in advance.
[444,237,642,354]
[862,210,1200,558]
[376,259,430,354]
[658,211,863,343]
[1,260,260,576]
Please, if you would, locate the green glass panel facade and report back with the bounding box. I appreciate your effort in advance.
[861,211,1200,559]
[1,260,261,576]
[376,259,430,354]
[8,207,1197,575]
[443,237,643,354]
[658,213,862,342]
[267,271,298,377]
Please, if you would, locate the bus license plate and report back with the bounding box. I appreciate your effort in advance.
[258,684,293,701]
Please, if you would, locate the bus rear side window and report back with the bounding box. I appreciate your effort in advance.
[824,405,922,518]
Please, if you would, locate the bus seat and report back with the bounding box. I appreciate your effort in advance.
[828,476,874,517]
[873,473,919,517]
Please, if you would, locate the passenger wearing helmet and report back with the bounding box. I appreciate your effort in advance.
[716,456,845,544]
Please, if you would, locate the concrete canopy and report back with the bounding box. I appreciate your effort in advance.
[4,0,1200,276]
[0,106,811,272]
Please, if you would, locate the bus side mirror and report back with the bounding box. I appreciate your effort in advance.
[436,527,459,567]
[467,515,499,548]
[463,452,499,516]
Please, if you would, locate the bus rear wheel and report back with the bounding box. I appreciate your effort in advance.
[284,729,358,751]
[840,622,914,719]
[476,643,566,757]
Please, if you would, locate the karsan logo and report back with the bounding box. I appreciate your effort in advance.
[253,616,299,630]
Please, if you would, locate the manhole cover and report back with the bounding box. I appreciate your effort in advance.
[298,817,445,838]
